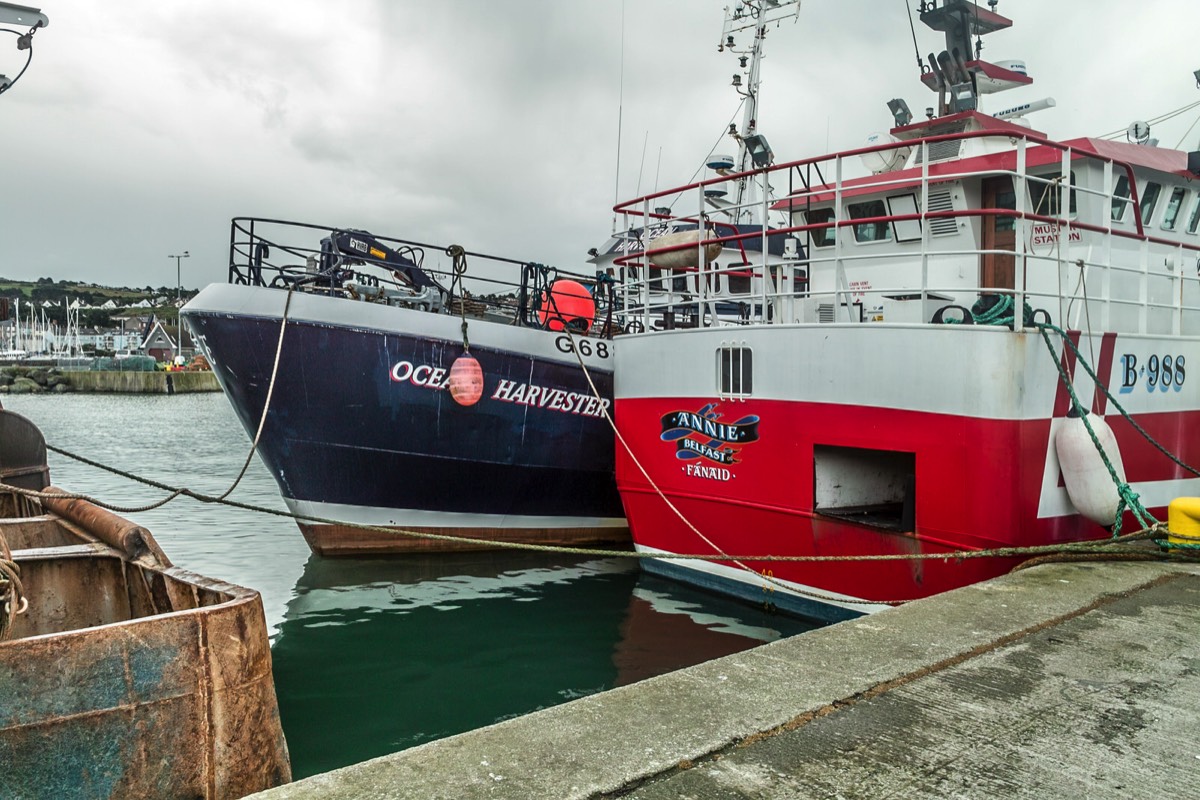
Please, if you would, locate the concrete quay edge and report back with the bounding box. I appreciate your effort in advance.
[249,560,1199,800]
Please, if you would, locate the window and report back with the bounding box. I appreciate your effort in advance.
[1141,182,1162,225]
[885,194,922,242]
[805,208,836,248]
[1162,187,1188,230]
[1029,171,1077,217]
[718,345,752,397]
[848,199,893,243]
[1111,175,1131,222]
[1187,193,1200,235]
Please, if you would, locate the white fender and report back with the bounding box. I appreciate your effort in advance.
[1054,412,1126,526]
[647,230,722,269]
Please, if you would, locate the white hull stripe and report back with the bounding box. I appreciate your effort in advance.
[634,544,884,616]
[286,498,626,530]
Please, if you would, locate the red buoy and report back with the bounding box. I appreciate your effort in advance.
[539,279,595,333]
[448,354,484,406]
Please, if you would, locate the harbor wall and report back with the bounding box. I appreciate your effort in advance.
[68,371,221,393]
[248,560,1200,799]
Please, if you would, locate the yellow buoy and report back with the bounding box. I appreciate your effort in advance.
[1167,497,1200,548]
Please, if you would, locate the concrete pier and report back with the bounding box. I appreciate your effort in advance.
[251,560,1200,799]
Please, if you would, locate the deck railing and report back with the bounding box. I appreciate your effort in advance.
[226,217,615,334]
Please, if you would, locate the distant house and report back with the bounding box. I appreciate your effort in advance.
[140,319,176,362]
[99,299,119,310]
[132,299,152,308]
[118,315,149,334]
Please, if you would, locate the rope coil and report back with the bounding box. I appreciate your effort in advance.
[0,531,28,641]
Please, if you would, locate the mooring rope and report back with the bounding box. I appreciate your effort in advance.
[0,531,28,640]
[7,282,1200,615]
[447,245,470,351]
[216,288,295,502]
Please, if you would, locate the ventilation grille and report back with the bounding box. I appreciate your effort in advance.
[818,303,836,323]
[913,122,967,164]
[926,189,958,236]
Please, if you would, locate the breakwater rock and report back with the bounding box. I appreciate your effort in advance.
[0,367,72,393]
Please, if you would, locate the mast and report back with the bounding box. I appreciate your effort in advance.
[719,0,799,220]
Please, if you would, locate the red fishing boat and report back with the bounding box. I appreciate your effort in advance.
[609,0,1200,620]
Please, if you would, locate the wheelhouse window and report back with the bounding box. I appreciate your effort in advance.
[805,207,836,248]
[1162,187,1188,230]
[1111,175,1131,222]
[1029,171,1077,217]
[1187,192,1200,235]
[848,199,893,243]
[718,344,752,397]
[1141,182,1163,225]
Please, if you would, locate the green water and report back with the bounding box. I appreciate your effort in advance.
[2,394,818,779]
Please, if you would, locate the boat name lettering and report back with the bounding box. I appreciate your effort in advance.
[554,335,610,359]
[491,379,611,418]
[659,404,760,466]
[390,360,450,389]
[1030,223,1081,245]
[684,463,732,481]
[1119,353,1185,394]
[661,411,759,443]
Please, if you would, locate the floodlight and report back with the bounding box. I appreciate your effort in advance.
[742,133,774,167]
[887,98,913,126]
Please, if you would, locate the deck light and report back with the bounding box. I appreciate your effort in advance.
[742,133,774,167]
[887,98,913,126]
[1194,68,1200,88]
[949,82,976,112]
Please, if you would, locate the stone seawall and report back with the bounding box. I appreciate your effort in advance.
[67,371,221,394]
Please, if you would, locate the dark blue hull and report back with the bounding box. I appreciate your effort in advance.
[184,288,625,554]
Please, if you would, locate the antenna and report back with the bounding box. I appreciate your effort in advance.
[610,0,626,234]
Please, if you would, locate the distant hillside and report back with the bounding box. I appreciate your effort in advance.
[0,276,198,327]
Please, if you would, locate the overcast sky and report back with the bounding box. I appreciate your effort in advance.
[1,0,1197,291]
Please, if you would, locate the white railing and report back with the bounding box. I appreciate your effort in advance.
[612,130,1200,337]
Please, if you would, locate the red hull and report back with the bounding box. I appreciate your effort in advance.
[616,397,1197,616]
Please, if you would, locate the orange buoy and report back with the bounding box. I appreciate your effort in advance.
[448,353,484,406]
[538,279,595,333]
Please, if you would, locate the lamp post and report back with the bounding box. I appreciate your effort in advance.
[169,251,189,362]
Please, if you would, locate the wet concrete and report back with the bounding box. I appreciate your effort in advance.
[249,561,1200,800]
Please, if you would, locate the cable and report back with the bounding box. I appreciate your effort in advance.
[0,27,35,97]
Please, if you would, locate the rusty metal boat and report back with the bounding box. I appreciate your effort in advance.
[0,406,291,798]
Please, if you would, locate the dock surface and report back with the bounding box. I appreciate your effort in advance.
[250,560,1200,799]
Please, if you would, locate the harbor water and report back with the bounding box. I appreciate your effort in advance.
[1,393,818,778]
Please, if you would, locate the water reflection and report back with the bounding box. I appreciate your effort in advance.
[273,551,817,778]
[2,394,822,780]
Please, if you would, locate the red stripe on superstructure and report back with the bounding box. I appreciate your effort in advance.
[1092,332,1118,416]
[1051,330,1081,418]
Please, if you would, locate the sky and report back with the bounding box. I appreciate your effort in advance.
[1,0,1198,292]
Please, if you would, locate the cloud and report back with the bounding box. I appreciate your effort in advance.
[1,0,1198,291]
